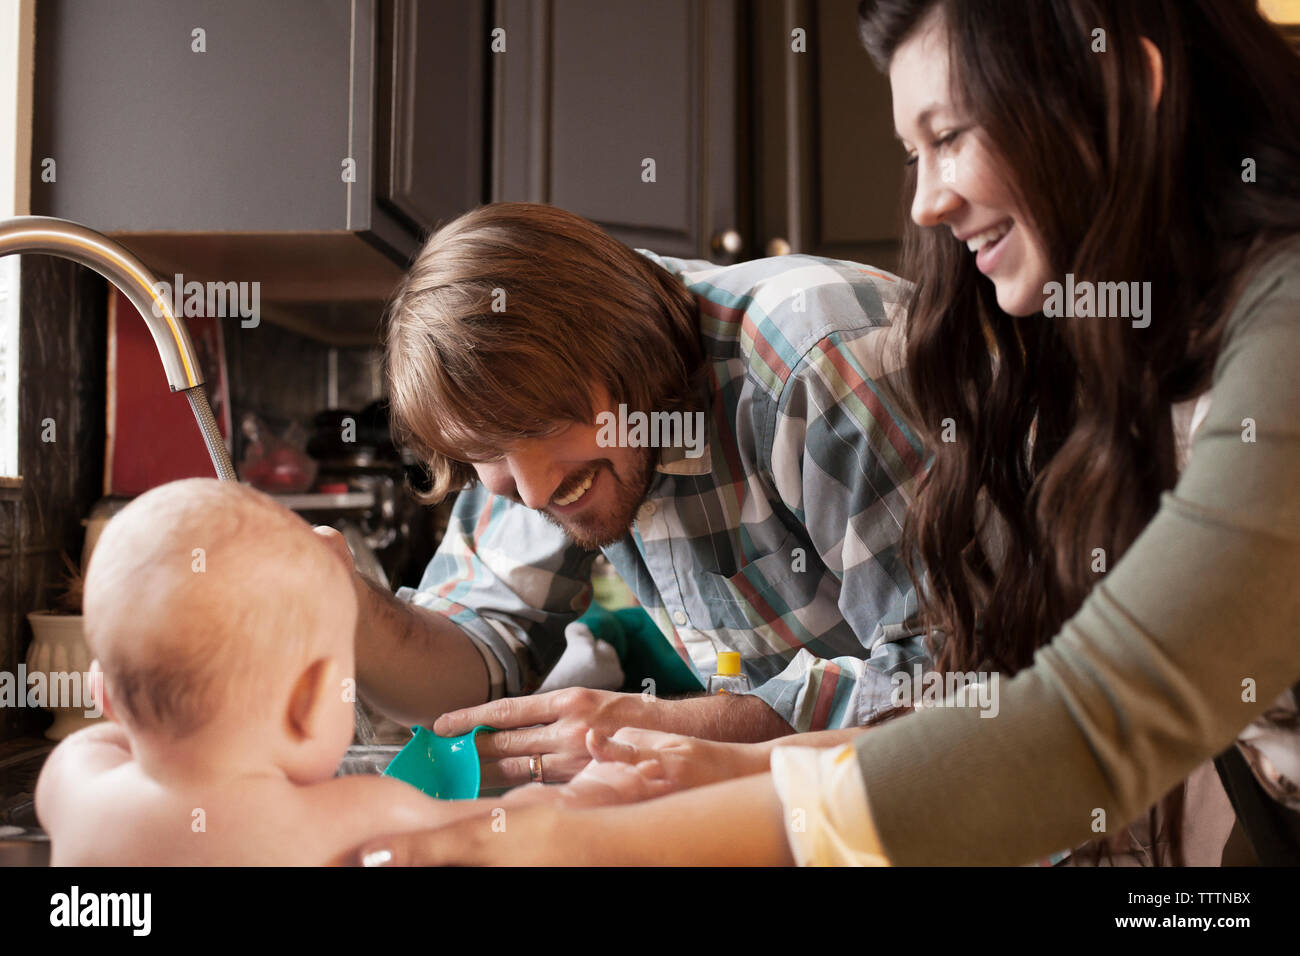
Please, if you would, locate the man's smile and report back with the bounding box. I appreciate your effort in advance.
[551,465,599,508]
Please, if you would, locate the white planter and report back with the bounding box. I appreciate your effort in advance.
[25,611,101,740]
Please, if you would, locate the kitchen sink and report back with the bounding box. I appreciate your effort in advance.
[337,744,402,776]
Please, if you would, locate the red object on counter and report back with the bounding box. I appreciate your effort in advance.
[239,445,315,492]
[236,412,317,493]
[104,287,232,495]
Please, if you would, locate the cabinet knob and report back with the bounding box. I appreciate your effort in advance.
[711,229,743,257]
[765,237,792,257]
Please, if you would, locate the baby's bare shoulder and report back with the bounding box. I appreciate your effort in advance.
[36,724,135,828]
[43,722,133,773]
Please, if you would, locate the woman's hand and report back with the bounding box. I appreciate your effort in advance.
[358,803,584,867]
[351,737,681,867]
[354,772,795,866]
[585,726,770,793]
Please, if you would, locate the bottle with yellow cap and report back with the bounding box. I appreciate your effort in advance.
[707,651,751,695]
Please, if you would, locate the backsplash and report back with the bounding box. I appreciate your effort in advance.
[223,317,383,467]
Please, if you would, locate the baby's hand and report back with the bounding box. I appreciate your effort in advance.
[504,730,675,809]
[585,726,766,792]
[557,747,675,806]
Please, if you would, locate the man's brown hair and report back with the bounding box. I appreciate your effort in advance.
[384,202,705,502]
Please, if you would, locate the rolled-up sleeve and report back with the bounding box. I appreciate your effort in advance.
[749,626,927,731]
[772,743,891,866]
[396,484,600,699]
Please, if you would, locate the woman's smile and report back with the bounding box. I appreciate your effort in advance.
[958,218,1015,275]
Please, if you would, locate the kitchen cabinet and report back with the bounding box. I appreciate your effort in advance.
[490,0,903,269]
[377,0,486,238]
[753,0,906,271]
[491,0,746,262]
[30,0,905,337]
[31,0,487,317]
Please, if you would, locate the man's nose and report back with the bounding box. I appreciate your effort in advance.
[910,157,961,228]
[510,459,562,509]
[484,449,563,510]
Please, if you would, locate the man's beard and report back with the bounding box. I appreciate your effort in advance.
[540,450,655,550]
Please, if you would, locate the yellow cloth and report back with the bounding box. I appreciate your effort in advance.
[770,744,891,866]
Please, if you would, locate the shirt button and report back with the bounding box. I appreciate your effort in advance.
[672,610,687,626]
[637,501,657,522]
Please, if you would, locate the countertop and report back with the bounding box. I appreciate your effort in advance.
[0,736,53,866]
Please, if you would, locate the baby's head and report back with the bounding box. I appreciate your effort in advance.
[83,478,358,782]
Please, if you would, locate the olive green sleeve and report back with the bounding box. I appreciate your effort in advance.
[854,246,1300,865]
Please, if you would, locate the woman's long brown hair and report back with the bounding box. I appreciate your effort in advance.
[859,0,1300,863]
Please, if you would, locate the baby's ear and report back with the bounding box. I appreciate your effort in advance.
[286,657,338,740]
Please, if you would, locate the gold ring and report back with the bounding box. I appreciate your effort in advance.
[529,754,544,783]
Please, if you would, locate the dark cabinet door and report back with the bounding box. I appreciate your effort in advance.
[31,0,490,247]
[376,0,487,237]
[29,0,493,307]
[491,0,744,262]
[32,0,357,232]
[754,0,906,271]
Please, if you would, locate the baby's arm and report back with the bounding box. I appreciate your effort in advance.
[34,722,133,834]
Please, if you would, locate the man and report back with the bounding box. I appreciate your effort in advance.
[341,202,926,788]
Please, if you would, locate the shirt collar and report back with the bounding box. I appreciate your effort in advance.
[655,435,712,475]
[653,381,714,476]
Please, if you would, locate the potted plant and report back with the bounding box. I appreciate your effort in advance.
[25,552,100,740]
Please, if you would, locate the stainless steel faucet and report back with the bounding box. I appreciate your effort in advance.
[0,215,236,480]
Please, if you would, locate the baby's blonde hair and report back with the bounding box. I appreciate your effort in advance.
[83,479,356,738]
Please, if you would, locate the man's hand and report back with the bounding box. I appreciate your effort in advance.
[435,687,640,787]
[313,525,356,572]
[586,726,769,793]
[436,686,794,788]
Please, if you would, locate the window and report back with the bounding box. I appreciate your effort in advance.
[0,0,34,479]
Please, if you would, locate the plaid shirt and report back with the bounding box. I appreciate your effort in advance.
[397,251,929,731]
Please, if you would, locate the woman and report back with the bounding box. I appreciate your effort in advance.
[358,0,1300,865]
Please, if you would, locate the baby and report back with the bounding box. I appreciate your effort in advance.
[36,478,661,865]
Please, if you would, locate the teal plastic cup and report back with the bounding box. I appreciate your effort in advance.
[382,724,497,800]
